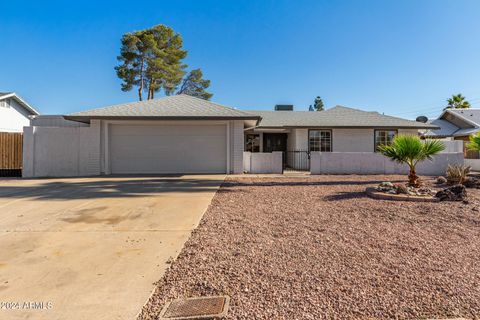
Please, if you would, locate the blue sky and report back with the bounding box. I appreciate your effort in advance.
[1,0,480,119]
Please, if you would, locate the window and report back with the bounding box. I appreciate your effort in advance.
[0,99,8,108]
[375,130,397,151]
[309,130,331,152]
[245,134,260,152]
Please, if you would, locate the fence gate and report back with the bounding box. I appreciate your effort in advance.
[0,132,23,177]
[284,150,310,172]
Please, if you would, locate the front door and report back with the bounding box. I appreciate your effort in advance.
[263,133,287,152]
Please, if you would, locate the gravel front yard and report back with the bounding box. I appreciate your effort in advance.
[138,175,480,320]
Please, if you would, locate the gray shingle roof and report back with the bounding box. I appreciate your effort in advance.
[250,106,437,129]
[66,97,437,129]
[448,109,480,126]
[423,119,460,137]
[423,109,480,138]
[453,127,480,136]
[67,94,259,120]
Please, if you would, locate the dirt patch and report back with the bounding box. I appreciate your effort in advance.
[138,175,480,320]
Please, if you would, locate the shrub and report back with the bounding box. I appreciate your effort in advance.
[467,132,480,153]
[446,164,471,185]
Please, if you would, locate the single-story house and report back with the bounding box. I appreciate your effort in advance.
[422,108,480,159]
[0,92,39,132]
[24,95,440,177]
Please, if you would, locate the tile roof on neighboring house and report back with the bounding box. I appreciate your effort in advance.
[250,106,437,129]
[65,94,259,122]
[0,92,39,115]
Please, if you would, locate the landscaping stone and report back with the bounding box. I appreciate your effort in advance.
[435,184,468,202]
[436,176,447,184]
[395,183,409,194]
[367,187,439,202]
[463,177,480,189]
[380,181,394,188]
[375,182,436,198]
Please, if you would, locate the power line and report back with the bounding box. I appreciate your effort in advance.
[390,97,480,116]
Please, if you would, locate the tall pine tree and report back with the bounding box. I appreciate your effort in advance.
[314,96,324,111]
[115,25,187,101]
[177,69,213,100]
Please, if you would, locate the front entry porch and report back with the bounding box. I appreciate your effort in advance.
[244,131,310,172]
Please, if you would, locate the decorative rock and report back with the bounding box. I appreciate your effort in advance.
[375,182,436,197]
[380,181,394,188]
[435,184,468,202]
[436,176,447,184]
[395,184,409,194]
[376,182,397,193]
[366,187,439,202]
[463,177,480,189]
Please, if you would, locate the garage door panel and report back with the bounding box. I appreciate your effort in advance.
[110,124,227,174]
[111,125,225,136]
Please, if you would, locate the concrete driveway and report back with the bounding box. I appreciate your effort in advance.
[0,175,225,320]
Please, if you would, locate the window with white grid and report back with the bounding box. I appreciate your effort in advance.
[375,130,397,152]
[309,130,331,152]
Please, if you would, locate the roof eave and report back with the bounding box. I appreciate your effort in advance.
[441,109,479,128]
[255,125,439,129]
[0,93,39,115]
[64,115,261,123]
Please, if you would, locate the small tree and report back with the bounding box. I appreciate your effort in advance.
[177,69,213,100]
[313,96,324,111]
[378,135,445,186]
[445,94,471,110]
[467,132,480,156]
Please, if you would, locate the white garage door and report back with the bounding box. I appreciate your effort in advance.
[109,124,227,174]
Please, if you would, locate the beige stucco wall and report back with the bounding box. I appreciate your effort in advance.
[288,129,308,150]
[311,151,464,175]
[23,121,101,177]
[332,129,374,152]
[230,120,245,174]
[243,151,283,173]
[288,128,421,152]
[398,128,419,136]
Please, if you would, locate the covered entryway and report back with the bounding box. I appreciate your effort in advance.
[109,124,227,174]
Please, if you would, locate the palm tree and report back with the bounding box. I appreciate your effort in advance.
[378,135,445,186]
[467,132,480,154]
[445,94,471,110]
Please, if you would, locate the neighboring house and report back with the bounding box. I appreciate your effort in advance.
[0,92,39,132]
[23,95,437,177]
[422,108,480,159]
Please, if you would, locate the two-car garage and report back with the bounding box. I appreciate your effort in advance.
[109,123,228,174]
[23,95,257,177]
